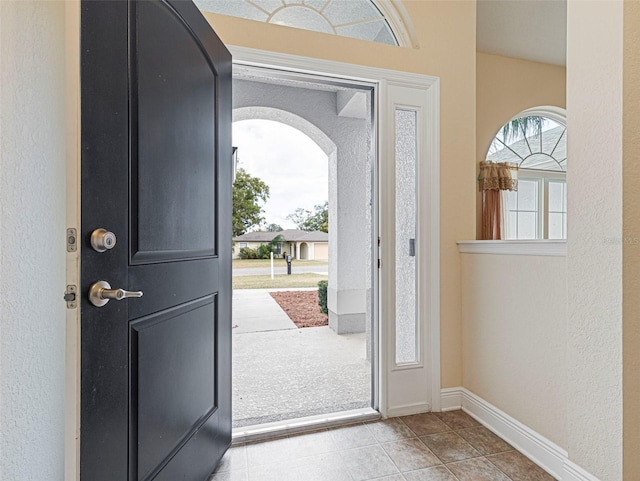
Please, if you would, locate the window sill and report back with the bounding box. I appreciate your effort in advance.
[456,240,567,257]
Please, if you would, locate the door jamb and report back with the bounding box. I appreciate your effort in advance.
[229,45,441,417]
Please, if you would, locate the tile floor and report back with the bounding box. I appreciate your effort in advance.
[209,410,556,481]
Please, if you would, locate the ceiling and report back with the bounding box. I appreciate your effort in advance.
[476,0,567,66]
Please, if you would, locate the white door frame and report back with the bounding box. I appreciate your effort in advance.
[229,46,441,417]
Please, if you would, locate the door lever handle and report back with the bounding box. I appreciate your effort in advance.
[89,280,143,307]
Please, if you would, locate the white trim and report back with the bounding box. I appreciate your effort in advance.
[457,240,567,257]
[65,2,81,481]
[230,46,441,420]
[232,408,381,444]
[441,388,601,481]
[385,402,431,418]
[439,387,462,412]
[228,46,437,88]
[516,106,567,127]
[374,0,419,48]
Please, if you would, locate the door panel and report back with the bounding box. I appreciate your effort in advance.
[80,1,232,480]
[131,297,217,480]
[132,0,217,262]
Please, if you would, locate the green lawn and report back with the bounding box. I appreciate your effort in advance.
[232,258,328,269]
[232,273,327,290]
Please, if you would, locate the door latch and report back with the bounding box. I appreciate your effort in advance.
[66,228,77,252]
[64,285,77,309]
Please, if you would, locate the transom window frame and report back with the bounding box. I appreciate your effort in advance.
[490,107,568,241]
[194,0,418,48]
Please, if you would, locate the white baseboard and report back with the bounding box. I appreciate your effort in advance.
[441,388,600,481]
[440,387,462,412]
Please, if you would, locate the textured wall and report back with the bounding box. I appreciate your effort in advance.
[204,0,477,388]
[461,253,567,447]
[0,1,67,479]
[623,1,640,477]
[567,1,623,478]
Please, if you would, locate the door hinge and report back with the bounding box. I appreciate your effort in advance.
[64,285,77,309]
[67,228,77,252]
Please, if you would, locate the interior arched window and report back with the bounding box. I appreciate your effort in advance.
[487,109,567,239]
[194,0,399,46]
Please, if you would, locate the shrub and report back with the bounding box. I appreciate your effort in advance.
[317,280,328,314]
[256,244,273,259]
[238,247,258,259]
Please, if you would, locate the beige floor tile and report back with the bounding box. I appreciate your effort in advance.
[456,425,513,455]
[447,457,511,481]
[419,431,481,463]
[329,422,379,450]
[434,410,480,430]
[367,418,416,442]
[339,444,400,481]
[400,413,451,436]
[487,450,557,481]
[381,438,441,472]
[403,465,458,481]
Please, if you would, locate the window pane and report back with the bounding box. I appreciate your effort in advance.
[507,211,517,239]
[517,180,538,211]
[324,0,382,25]
[548,181,564,212]
[395,109,418,365]
[270,6,334,33]
[194,0,269,21]
[549,213,564,239]
[336,20,392,43]
[507,190,517,211]
[517,212,537,239]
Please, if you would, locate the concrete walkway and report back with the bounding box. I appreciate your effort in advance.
[232,289,370,428]
[232,289,297,334]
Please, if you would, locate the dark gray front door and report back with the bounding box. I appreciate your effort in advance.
[80,1,232,480]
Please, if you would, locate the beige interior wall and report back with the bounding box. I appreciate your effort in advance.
[461,253,567,447]
[623,1,640,477]
[203,0,477,389]
[475,53,566,238]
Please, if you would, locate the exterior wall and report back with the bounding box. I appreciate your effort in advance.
[623,2,640,477]
[0,1,67,479]
[461,254,567,448]
[567,1,623,478]
[476,53,566,238]
[314,243,328,260]
[205,0,477,387]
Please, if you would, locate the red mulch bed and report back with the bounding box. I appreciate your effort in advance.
[270,291,328,328]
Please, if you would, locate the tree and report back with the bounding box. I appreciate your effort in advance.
[501,116,546,144]
[232,168,270,237]
[265,223,283,232]
[286,201,328,233]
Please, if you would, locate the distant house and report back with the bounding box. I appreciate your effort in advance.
[233,229,328,260]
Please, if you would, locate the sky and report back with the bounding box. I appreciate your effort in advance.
[233,119,328,230]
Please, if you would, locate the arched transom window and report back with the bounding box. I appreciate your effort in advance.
[487,110,567,240]
[194,0,399,45]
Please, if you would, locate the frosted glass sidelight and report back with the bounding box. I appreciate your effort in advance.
[395,109,418,365]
